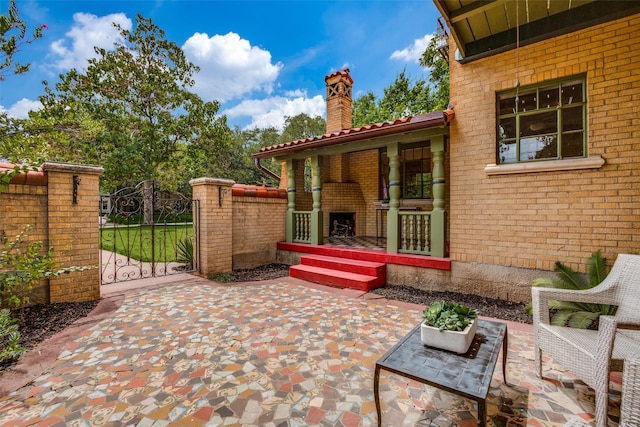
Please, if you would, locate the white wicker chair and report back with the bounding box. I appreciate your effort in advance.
[620,352,640,427]
[533,253,640,427]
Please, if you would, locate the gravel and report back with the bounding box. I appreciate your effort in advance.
[370,284,532,324]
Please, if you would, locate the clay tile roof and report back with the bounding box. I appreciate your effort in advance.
[324,69,353,84]
[0,162,48,186]
[254,109,454,159]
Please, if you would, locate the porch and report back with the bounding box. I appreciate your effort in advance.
[254,70,454,263]
[279,239,450,271]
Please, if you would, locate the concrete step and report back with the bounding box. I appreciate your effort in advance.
[289,264,385,291]
[299,254,386,279]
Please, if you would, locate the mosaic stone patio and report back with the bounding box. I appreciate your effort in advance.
[0,277,621,426]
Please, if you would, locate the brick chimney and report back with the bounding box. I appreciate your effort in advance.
[325,69,353,133]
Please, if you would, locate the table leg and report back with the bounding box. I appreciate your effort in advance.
[477,399,486,427]
[374,364,382,427]
[502,326,508,385]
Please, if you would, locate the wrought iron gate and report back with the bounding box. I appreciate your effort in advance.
[99,181,200,285]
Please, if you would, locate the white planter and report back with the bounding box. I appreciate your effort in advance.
[421,319,478,354]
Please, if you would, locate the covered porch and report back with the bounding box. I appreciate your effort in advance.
[254,109,454,260]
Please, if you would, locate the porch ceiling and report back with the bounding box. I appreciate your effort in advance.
[254,110,453,161]
[434,0,640,63]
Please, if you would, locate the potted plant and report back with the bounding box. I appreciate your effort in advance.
[421,301,478,353]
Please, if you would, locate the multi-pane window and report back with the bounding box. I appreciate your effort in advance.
[497,77,586,164]
[380,142,432,200]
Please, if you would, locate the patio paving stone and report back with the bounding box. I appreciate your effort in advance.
[0,276,622,426]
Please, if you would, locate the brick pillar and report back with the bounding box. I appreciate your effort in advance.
[190,177,234,277]
[42,162,104,303]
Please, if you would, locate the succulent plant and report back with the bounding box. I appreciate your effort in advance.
[423,301,478,332]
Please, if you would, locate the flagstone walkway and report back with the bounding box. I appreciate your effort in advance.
[0,275,621,426]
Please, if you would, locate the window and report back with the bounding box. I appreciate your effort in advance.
[497,76,586,164]
[380,142,432,200]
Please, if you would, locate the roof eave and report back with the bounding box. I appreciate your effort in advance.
[254,110,454,160]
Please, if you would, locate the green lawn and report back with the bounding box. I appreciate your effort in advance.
[100,224,193,262]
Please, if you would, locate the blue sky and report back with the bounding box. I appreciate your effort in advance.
[2,0,442,130]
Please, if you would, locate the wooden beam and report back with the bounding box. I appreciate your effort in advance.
[449,0,506,24]
[433,0,468,57]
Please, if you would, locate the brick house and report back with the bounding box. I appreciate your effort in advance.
[253,1,640,302]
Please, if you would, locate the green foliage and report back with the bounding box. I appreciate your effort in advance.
[280,113,325,142]
[352,70,436,127]
[423,301,477,332]
[0,226,56,317]
[351,30,451,128]
[0,164,34,194]
[29,14,229,192]
[419,33,450,111]
[0,308,25,364]
[209,273,234,283]
[100,224,192,262]
[0,0,46,81]
[528,250,615,329]
[0,226,95,319]
[176,237,194,268]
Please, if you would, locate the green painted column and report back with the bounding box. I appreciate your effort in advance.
[285,159,296,243]
[386,142,400,253]
[310,155,323,245]
[430,136,446,257]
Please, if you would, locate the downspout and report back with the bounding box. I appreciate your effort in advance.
[254,157,280,183]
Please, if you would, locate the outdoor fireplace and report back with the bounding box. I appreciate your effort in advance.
[330,212,356,237]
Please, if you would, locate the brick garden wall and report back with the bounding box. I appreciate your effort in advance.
[192,179,288,276]
[0,162,103,304]
[232,191,287,269]
[447,13,640,276]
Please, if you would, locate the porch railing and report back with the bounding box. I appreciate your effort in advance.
[293,210,312,243]
[399,211,432,255]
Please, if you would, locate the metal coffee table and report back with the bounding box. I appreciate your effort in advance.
[374,319,508,427]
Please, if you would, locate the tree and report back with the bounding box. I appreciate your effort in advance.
[0,0,46,82]
[352,32,451,128]
[279,113,325,142]
[352,70,435,127]
[0,0,47,192]
[36,14,229,199]
[419,33,449,111]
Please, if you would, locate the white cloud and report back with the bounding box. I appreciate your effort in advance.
[223,94,325,130]
[390,34,433,63]
[0,98,43,119]
[182,32,283,103]
[49,13,132,71]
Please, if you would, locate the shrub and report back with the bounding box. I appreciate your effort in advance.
[0,225,93,319]
[528,250,615,329]
[0,226,57,318]
[0,308,26,364]
[176,237,194,269]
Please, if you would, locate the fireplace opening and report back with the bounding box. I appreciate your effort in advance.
[330,212,356,237]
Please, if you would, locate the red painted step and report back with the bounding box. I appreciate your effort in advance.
[300,254,386,278]
[289,255,386,291]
